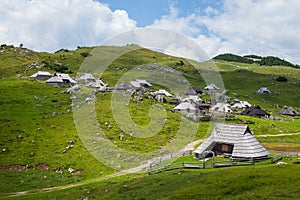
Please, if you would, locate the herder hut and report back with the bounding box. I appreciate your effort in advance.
[78,73,95,82]
[231,101,252,110]
[155,89,172,97]
[184,87,198,96]
[46,73,77,85]
[169,98,181,105]
[114,82,134,92]
[130,79,152,89]
[86,79,108,91]
[192,87,203,95]
[279,106,299,116]
[182,95,202,104]
[194,124,269,160]
[211,103,232,114]
[30,71,52,80]
[256,87,271,94]
[241,106,269,118]
[45,76,63,84]
[173,102,198,114]
[204,84,220,91]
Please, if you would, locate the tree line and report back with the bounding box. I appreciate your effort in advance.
[214,53,299,68]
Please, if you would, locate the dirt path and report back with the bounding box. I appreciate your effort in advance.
[182,139,203,151]
[256,132,300,137]
[1,139,203,198]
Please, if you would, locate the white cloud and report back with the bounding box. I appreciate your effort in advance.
[148,5,199,36]
[1,0,300,64]
[204,6,220,16]
[0,0,136,52]
[148,0,300,64]
[199,0,300,63]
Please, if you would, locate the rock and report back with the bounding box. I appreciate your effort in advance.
[119,134,124,141]
[68,168,74,173]
[34,96,41,101]
[276,162,287,165]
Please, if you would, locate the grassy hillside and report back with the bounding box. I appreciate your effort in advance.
[0,45,300,198]
[5,157,300,199]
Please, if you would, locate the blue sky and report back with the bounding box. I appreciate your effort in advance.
[100,0,171,26]
[1,0,300,63]
[99,0,224,27]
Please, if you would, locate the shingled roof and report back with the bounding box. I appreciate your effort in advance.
[194,124,269,159]
[279,106,299,116]
[241,106,269,117]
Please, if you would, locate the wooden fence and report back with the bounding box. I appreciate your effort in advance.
[148,150,193,169]
[270,151,300,157]
[147,150,300,175]
[148,162,203,175]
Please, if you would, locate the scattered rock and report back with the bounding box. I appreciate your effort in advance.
[119,134,124,141]
[73,169,84,174]
[36,163,50,170]
[34,96,41,101]
[55,167,63,174]
[68,167,74,173]
[276,162,287,165]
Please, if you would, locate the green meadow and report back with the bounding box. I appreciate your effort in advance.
[0,45,299,199]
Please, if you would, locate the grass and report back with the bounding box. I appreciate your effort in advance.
[0,45,300,198]
[234,115,300,136]
[0,79,114,192]
[0,170,84,195]
[5,160,300,199]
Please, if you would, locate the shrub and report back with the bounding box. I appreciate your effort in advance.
[276,76,288,82]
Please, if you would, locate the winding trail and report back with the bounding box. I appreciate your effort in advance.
[1,139,203,198]
[4,135,298,198]
[255,132,300,137]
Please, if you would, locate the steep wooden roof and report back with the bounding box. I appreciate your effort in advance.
[194,124,269,158]
[279,106,299,116]
[241,106,269,117]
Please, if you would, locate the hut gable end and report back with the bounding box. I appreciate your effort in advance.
[194,124,269,159]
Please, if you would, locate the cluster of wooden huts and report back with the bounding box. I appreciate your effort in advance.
[30,71,108,91]
[30,71,299,161]
[30,71,299,118]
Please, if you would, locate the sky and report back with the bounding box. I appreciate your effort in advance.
[1,0,300,64]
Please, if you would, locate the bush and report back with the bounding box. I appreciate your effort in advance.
[276,76,288,82]
[213,53,254,64]
[80,52,91,57]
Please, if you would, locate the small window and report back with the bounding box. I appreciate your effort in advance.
[222,144,229,152]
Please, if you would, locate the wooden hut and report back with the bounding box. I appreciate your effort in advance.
[184,87,197,96]
[194,124,269,160]
[279,106,299,116]
[241,106,269,118]
[30,71,52,80]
